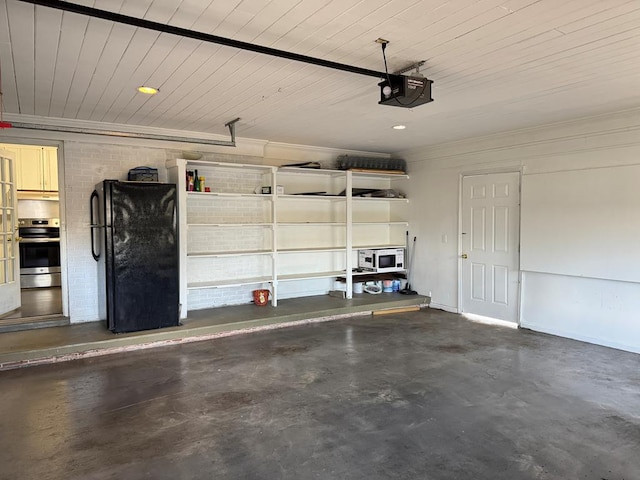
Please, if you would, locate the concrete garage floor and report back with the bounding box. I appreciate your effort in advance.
[0,293,427,368]
[0,309,638,480]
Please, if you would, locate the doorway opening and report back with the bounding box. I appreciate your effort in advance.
[0,143,66,332]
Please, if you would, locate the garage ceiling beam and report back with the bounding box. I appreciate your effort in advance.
[18,0,388,80]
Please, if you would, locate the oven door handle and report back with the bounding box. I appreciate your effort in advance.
[90,189,101,261]
[19,238,61,244]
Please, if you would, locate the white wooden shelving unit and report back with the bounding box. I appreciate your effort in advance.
[167,159,408,317]
[275,167,352,302]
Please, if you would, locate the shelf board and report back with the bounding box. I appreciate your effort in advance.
[188,191,271,198]
[188,246,408,256]
[352,269,407,277]
[277,270,345,282]
[353,221,409,226]
[277,246,346,254]
[350,170,409,179]
[187,276,272,289]
[188,250,272,258]
[352,196,408,202]
[187,222,404,227]
[278,167,345,177]
[354,244,406,250]
[277,167,409,180]
[277,194,345,200]
[188,223,273,228]
[182,160,274,171]
[337,271,407,282]
[277,221,346,227]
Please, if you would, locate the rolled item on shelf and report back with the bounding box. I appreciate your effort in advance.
[336,155,407,173]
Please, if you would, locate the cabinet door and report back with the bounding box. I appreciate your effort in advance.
[42,148,59,191]
[16,147,44,191]
[0,145,22,188]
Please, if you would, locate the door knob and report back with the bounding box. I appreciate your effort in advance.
[461,253,468,259]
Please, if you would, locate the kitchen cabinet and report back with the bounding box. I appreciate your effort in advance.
[41,148,59,191]
[167,158,408,317]
[0,144,58,191]
[15,146,42,191]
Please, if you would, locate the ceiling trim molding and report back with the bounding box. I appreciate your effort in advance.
[0,113,268,156]
[0,114,391,162]
[399,107,640,163]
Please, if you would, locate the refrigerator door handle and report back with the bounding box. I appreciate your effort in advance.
[173,204,178,233]
[90,189,101,261]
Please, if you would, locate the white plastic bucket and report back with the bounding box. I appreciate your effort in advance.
[353,282,364,294]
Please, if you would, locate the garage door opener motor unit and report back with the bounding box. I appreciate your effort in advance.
[379,75,434,108]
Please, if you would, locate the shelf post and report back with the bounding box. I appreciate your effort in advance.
[271,167,278,306]
[346,170,353,298]
[168,158,189,318]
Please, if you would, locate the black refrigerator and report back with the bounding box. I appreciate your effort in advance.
[91,180,179,333]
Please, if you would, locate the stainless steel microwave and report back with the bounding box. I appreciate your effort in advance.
[358,248,405,273]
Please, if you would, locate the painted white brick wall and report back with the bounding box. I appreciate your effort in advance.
[165,149,264,168]
[188,225,272,254]
[187,256,272,283]
[187,284,261,310]
[64,142,169,323]
[187,196,270,224]
[62,141,373,321]
[65,144,272,322]
[184,164,273,311]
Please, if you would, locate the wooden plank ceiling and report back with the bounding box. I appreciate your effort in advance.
[1,0,639,152]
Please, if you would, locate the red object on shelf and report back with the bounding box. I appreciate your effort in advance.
[0,121,10,129]
[253,289,270,306]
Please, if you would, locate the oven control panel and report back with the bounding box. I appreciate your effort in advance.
[18,218,60,228]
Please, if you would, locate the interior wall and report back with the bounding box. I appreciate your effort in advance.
[401,108,640,353]
[1,123,386,323]
[63,142,172,322]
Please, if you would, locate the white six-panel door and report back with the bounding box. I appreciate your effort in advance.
[461,172,520,323]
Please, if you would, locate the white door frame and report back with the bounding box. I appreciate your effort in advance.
[56,141,69,318]
[457,169,522,325]
[0,137,68,319]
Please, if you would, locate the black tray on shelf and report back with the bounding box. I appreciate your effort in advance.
[335,270,407,283]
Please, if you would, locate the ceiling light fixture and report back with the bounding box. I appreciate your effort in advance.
[137,86,159,95]
[393,125,406,130]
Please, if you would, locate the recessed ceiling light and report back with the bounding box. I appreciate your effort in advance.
[137,86,159,95]
[392,125,406,130]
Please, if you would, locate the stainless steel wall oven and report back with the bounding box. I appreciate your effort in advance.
[18,218,61,288]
